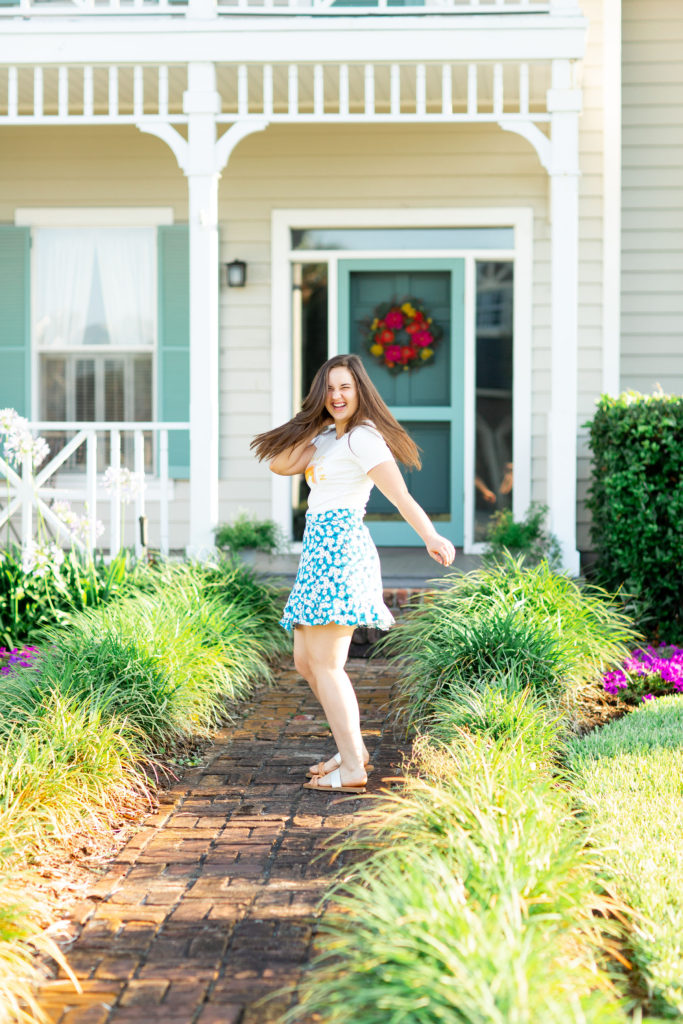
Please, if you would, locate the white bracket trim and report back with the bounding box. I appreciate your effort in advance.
[498,118,552,173]
[137,118,270,175]
[215,119,270,172]
[137,121,190,174]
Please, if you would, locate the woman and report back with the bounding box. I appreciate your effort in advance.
[251,354,455,793]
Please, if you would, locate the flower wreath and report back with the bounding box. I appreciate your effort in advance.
[366,297,442,373]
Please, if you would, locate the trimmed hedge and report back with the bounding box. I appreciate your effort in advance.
[586,392,683,642]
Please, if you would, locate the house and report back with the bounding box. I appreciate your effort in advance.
[0,0,679,573]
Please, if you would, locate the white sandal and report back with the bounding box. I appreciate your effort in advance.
[302,767,367,793]
[306,752,374,779]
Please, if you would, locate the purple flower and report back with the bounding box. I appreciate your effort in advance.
[642,694,655,701]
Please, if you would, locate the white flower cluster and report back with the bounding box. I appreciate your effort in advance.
[0,408,50,470]
[103,465,144,504]
[21,540,65,580]
[52,500,105,544]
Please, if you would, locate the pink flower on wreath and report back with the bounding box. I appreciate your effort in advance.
[413,329,434,348]
[384,310,404,330]
[385,344,403,362]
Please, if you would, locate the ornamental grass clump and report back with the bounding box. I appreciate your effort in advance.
[0,691,149,862]
[0,876,77,1024]
[35,586,268,753]
[287,723,630,1024]
[567,696,683,1018]
[381,554,637,730]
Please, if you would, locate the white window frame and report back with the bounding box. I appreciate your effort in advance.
[14,207,173,482]
[271,207,533,555]
[15,206,172,436]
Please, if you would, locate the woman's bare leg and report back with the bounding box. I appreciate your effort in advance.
[294,626,369,774]
[298,623,366,786]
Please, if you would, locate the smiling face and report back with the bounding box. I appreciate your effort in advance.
[325,365,360,433]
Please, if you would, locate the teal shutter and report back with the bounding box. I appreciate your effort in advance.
[0,226,30,417]
[158,224,190,478]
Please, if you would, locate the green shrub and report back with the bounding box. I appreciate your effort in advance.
[585,391,683,642]
[567,697,683,1018]
[484,501,562,569]
[214,512,285,554]
[380,556,637,730]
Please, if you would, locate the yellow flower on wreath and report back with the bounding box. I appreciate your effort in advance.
[371,318,379,330]
[420,347,434,360]
[401,302,417,318]
[370,343,384,357]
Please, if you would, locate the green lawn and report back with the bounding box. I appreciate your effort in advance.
[567,696,683,1019]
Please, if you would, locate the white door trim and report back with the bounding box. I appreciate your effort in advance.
[271,206,533,554]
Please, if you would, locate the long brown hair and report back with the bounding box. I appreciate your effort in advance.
[250,354,421,469]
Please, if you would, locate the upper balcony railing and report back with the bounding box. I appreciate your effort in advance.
[0,0,564,18]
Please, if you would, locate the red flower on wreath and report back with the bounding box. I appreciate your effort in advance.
[366,297,442,373]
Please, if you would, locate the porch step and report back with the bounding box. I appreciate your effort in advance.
[247,547,482,590]
[382,586,428,610]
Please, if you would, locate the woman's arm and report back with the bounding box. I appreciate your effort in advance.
[269,436,317,476]
[368,461,456,566]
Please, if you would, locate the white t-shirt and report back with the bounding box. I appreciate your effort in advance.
[305,422,395,515]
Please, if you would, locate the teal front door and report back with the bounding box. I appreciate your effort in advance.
[338,259,465,546]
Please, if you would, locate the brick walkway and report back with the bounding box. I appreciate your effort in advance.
[37,659,406,1024]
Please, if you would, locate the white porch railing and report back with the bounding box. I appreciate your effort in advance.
[0,60,553,124]
[0,421,188,559]
[0,0,556,16]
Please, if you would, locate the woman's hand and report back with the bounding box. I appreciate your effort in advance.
[426,533,456,567]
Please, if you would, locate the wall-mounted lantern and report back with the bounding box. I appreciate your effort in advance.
[224,259,247,287]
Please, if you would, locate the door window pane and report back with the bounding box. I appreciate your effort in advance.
[365,421,450,521]
[293,263,329,541]
[292,227,514,251]
[474,261,513,542]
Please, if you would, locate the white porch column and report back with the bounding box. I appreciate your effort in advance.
[548,59,582,575]
[184,62,221,558]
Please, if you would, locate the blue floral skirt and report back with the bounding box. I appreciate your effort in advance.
[280,509,395,633]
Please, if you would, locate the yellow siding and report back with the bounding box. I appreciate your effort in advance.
[621,0,683,393]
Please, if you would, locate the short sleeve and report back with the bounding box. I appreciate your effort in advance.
[348,424,395,473]
[311,427,334,449]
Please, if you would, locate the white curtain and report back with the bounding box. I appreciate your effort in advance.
[97,230,154,348]
[35,227,155,349]
[35,229,96,349]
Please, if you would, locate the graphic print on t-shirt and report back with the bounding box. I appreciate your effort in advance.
[305,459,326,487]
